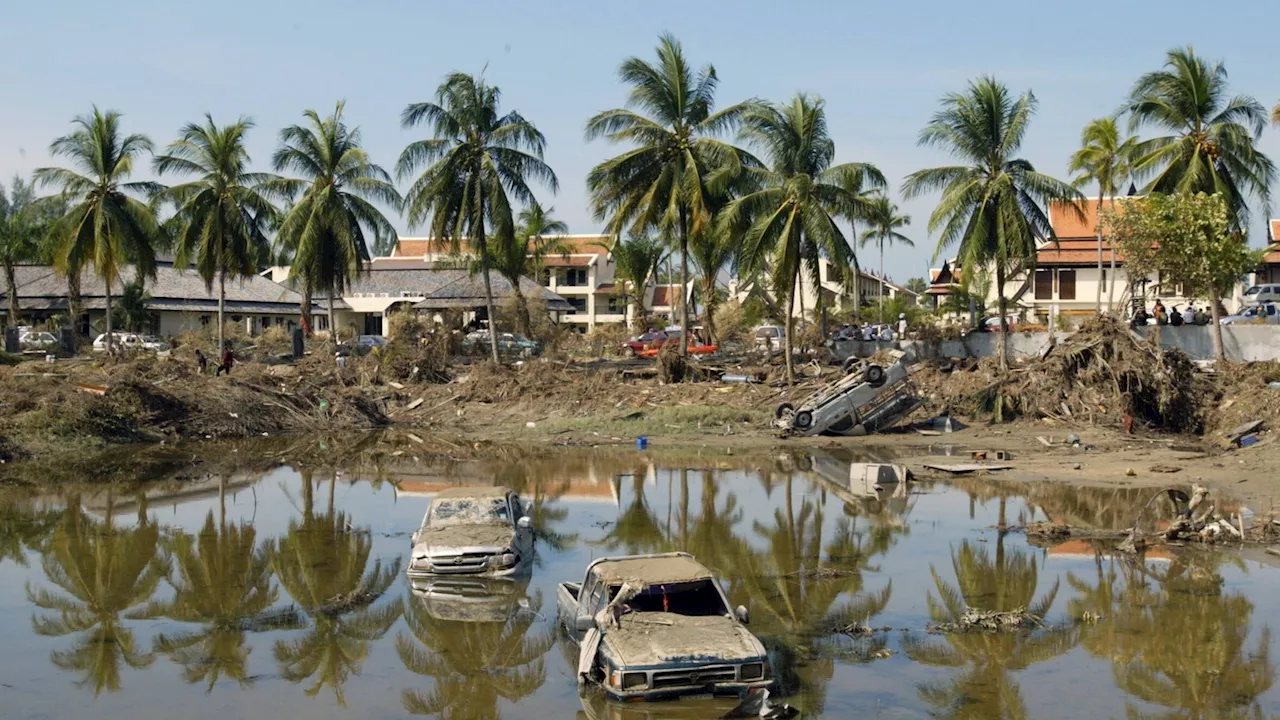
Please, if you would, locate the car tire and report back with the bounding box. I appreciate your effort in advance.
[864,364,886,387]
[775,402,795,419]
[841,356,860,374]
[794,410,813,430]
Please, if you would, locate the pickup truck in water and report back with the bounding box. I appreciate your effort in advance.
[557,552,772,702]
[407,486,534,579]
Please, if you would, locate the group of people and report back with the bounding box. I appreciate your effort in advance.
[1131,300,1211,328]
[194,343,237,376]
[832,314,909,342]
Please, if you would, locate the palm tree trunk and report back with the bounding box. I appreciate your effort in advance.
[68,271,82,338]
[327,291,336,345]
[1209,283,1225,361]
[300,278,313,337]
[995,264,1008,371]
[512,282,531,337]
[104,279,114,353]
[879,239,886,324]
[1095,190,1104,314]
[478,225,500,364]
[678,208,689,357]
[703,276,717,345]
[217,273,226,356]
[4,261,18,326]
[784,269,797,385]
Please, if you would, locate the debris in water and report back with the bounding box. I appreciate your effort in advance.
[928,606,1044,633]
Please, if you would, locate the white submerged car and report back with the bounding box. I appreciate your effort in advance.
[407,486,534,579]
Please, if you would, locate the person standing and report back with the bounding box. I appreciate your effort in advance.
[897,313,908,340]
[215,343,235,376]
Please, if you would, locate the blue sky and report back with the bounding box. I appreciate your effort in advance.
[2,0,1277,282]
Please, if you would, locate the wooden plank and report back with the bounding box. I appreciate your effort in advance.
[921,462,1013,474]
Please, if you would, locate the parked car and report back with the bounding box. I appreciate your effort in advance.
[559,552,772,702]
[1220,302,1280,325]
[981,315,1020,332]
[1243,284,1280,305]
[407,486,534,579]
[753,325,784,353]
[620,330,681,356]
[463,331,541,357]
[92,332,168,352]
[18,330,58,351]
[338,334,389,356]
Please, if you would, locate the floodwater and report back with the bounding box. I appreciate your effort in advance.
[1,445,1278,719]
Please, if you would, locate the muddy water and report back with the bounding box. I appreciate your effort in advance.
[1,446,1277,719]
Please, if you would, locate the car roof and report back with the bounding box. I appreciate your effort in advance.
[432,485,514,501]
[590,553,714,585]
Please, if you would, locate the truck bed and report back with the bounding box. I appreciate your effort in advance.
[557,582,582,635]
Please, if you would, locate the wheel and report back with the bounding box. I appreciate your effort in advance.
[794,410,813,430]
[841,356,860,374]
[774,403,795,419]
[863,364,886,387]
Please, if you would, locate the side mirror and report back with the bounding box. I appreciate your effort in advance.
[517,516,532,530]
[734,605,750,625]
[574,615,597,632]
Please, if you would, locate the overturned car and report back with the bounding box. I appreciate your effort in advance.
[407,486,534,579]
[558,552,772,702]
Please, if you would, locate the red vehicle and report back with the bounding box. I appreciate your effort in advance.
[620,329,682,356]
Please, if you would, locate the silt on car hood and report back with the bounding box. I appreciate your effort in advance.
[602,613,763,667]
[413,524,516,554]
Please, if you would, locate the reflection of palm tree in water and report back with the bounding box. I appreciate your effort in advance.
[904,532,1077,719]
[151,476,303,691]
[593,463,670,555]
[0,502,59,567]
[26,491,166,695]
[729,474,895,714]
[270,470,401,706]
[398,588,553,719]
[1070,552,1274,718]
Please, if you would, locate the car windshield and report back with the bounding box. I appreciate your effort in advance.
[427,497,510,527]
[755,328,778,339]
[607,579,728,617]
[1245,286,1261,295]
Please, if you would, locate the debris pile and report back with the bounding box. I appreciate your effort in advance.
[928,606,1043,633]
[914,316,1206,433]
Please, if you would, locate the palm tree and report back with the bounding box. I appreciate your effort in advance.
[26,494,167,695]
[475,203,570,337]
[586,33,755,356]
[859,193,913,323]
[1,176,43,325]
[399,73,558,362]
[601,233,665,332]
[269,473,401,706]
[1273,101,1280,127]
[154,115,276,353]
[150,477,302,692]
[398,587,553,718]
[112,278,152,332]
[1067,118,1136,314]
[269,102,400,341]
[1123,47,1274,227]
[903,77,1082,370]
[34,108,163,353]
[727,94,884,384]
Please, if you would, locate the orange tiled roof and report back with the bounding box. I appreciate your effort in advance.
[1270,219,1280,242]
[1048,197,1137,239]
[652,287,675,307]
[541,256,595,267]
[392,235,611,259]
[1037,238,1121,265]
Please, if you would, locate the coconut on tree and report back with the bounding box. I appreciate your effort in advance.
[399,73,558,363]
[34,108,163,353]
[153,115,276,355]
[586,33,755,357]
[267,102,400,341]
[725,94,884,384]
[903,78,1082,370]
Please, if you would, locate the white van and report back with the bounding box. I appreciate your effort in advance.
[1243,284,1280,305]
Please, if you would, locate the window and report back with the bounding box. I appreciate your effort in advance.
[1057,270,1076,300]
[1157,272,1185,297]
[607,296,626,314]
[1034,270,1053,300]
[562,268,588,287]
[567,298,588,313]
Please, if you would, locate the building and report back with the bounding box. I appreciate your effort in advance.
[1,261,323,337]
[729,257,920,322]
[389,235,632,331]
[1258,219,1280,285]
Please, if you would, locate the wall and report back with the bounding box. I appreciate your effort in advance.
[833,326,1280,363]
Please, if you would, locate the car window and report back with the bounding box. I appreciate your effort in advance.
[1246,286,1261,295]
[427,497,511,526]
[607,579,729,617]
[638,333,653,342]
[509,495,523,520]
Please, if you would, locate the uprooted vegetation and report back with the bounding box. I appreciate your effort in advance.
[911,316,1280,436]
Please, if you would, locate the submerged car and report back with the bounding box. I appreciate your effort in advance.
[558,552,771,702]
[407,486,534,579]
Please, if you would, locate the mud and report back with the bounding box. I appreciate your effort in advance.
[603,613,760,666]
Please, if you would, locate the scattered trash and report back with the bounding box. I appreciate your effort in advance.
[1036,436,1053,447]
[971,450,1013,461]
[1239,434,1261,448]
[1067,433,1081,446]
[721,374,757,384]
[1268,381,1280,390]
[525,421,537,429]
[406,397,425,410]
[928,606,1044,633]
[1149,464,1182,474]
[921,462,1012,475]
[1125,467,1137,476]
[405,433,424,444]
[636,436,648,451]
